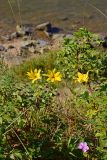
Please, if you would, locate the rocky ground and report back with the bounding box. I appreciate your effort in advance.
[0,22,71,67]
[0,22,107,67]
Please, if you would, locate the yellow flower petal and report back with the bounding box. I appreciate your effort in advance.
[27,69,41,82]
[77,72,89,83]
[45,69,62,82]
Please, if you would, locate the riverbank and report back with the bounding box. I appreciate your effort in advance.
[0,22,72,67]
[1,22,107,67]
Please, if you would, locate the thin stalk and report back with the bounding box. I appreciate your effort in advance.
[3,108,30,135]
[8,0,18,24]
[17,0,22,25]
[12,129,32,160]
[82,0,90,26]
[88,2,107,19]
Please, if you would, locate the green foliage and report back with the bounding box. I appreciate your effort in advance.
[73,84,107,160]
[56,28,103,81]
[0,28,107,160]
[12,52,56,79]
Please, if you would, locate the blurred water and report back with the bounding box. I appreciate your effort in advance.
[0,0,107,34]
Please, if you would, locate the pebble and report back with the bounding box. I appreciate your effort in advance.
[0,45,5,51]
[36,22,51,31]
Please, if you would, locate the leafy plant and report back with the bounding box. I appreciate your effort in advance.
[0,28,107,160]
[56,28,103,81]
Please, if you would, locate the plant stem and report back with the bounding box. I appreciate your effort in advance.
[8,0,18,24]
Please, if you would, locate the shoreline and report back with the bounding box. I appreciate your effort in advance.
[0,22,106,67]
[0,22,66,67]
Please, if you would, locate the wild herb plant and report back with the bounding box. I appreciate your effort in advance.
[56,28,103,81]
[0,28,107,159]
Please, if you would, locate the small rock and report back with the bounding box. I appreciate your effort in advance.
[10,32,19,39]
[16,25,26,35]
[28,46,35,53]
[44,30,52,38]
[52,33,65,40]
[1,35,11,41]
[16,24,34,36]
[35,48,43,54]
[36,39,49,47]
[36,22,51,31]
[36,22,62,38]
[20,46,29,57]
[0,45,6,51]
[8,45,15,49]
[65,33,73,38]
[21,40,36,48]
[22,24,34,35]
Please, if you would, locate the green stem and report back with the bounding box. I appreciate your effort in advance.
[17,0,22,25]
[8,0,18,25]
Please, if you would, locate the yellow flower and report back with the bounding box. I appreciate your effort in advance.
[27,69,41,83]
[77,72,88,83]
[45,69,62,82]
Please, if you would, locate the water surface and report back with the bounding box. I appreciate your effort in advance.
[0,0,107,34]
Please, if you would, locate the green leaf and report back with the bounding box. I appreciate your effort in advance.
[0,117,2,124]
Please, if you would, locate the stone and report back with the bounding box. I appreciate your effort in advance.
[16,25,26,35]
[43,30,52,38]
[10,32,19,39]
[28,46,36,53]
[22,24,34,35]
[52,33,65,40]
[36,22,51,31]
[1,35,11,41]
[36,39,49,47]
[8,45,15,49]
[65,33,73,38]
[16,24,34,36]
[20,46,29,57]
[21,40,36,48]
[0,45,6,51]
[36,22,62,38]
[19,40,37,55]
[1,32,19,41]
